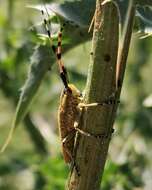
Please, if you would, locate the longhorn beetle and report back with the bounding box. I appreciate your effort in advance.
[41,5,118,172]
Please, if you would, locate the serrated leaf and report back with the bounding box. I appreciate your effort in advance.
[48,1,95,26]
[0,45,54,153]
[102,0,131,30]
[30,1,92,46]
[29,0,95,27]
[0,0,94,152]
[103,0,152,37]
[14,45,53,126]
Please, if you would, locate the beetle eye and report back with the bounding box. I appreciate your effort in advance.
[63,87,72,94]
[64,87,72,94]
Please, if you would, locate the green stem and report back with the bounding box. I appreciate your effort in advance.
[110,1,135,130]
[116,0,135,93]
[68,0,119,189]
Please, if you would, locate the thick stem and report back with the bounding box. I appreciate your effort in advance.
[67,1,119,189]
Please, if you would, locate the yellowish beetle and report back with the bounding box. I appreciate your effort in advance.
[41,7,117,167]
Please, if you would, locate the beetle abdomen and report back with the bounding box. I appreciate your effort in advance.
[58,85,81,163]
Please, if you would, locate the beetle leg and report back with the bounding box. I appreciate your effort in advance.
[74,102,115,139]
[74,122,92,137]
[62,131,75,161]
[78,99,119,108]
[62,132,80,176]
[74,122,114,140]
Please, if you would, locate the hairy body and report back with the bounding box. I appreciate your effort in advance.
[58,84,82,163]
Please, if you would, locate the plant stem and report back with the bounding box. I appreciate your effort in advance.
[110,1,135,130]
[116,0,135,94]
[68,0,119,189]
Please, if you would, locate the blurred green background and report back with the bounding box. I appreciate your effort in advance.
[0,0,152,190]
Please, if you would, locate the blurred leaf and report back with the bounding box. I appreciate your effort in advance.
[136,6,152,38]
[143,94,152,107]
[102,161,119,189]
[8,0,92,127]
[13,45,53,126]
[39,157,68,190]
[0,45,53,153]
[103,0,152,37]
[29,0,95,27]
[103,0,152,7]
[23,2,92,120]
[135,0,152,6]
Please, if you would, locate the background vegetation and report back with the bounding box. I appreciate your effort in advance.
[0,0,152,189]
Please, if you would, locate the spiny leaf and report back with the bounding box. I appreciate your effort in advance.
[29,0,95,27]
[0,0,94,152]
[14,45,53,126]
[0,45,53,152]
[103,0,152,37]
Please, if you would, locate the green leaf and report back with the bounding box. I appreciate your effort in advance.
[29,0,95,27]
[103,0,152,37]
[0,0,93,153]
[143,94,152,107]
[15,45,53,126]
[103,0,152,7]
[135,0,152,6]
[0,45,53,153]
[136,6,152,38]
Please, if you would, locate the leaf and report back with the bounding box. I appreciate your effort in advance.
[0,45,53,153]
[136,6,152,38]
[0,0,94,152]
[30,1,92,48]
[14,45,53,125]
[143,94,152,107]
[102,0,132,32]
[103,0,152,7]
[135,0,152,6]
[103,0,152,37]
[29,0,95,27]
